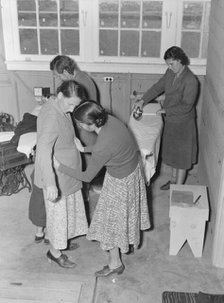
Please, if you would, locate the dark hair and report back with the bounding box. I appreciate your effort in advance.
[56,80,86,100]
[73,100,108,127]
[164,46,190,65]
[50,55,79,75]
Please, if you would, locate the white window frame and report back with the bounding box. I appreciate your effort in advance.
[1,0,210,75]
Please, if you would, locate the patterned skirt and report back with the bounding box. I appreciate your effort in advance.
[87,164,151,253]
[44,190,88,250]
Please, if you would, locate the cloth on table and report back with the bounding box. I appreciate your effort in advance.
[128,103,163,184]
[0,132,14,143]
[10,113,37,146]
[17,132,37,158]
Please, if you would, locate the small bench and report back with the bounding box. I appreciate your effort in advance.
[169,184,209,257]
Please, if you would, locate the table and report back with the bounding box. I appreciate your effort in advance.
[169,184,209,257]
[128,103,163,185]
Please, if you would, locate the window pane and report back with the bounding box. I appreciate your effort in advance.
[17,0,36,26]
[17,0,36,11]
[181,32,200,58]
[39,13,58,26]
[60,0,79,27]
[183,2,203,30]
[143,1,162,29]
[120,30,139,56]
[142,30,161,57]
[99,30,118,56]
[18,12,36,26]
[40,29,58,54]
[99,0,118,27]
[121,0,140,28]
[61,30,79,55]
[19,29,38,54]
[38,0,57,11]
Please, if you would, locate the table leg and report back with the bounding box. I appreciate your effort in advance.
[0,165,32,196]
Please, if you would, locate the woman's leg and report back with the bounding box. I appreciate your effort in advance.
[95,247,124,277]
[108,247,122,269]
[171,167,177,183]
[160,166,176,190]
[176,168,187,184]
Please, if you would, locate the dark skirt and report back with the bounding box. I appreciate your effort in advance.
[161,118,197,169]
[28,170,46,227]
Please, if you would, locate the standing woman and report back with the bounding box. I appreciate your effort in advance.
[34,80,88,268]
[50,55,98,146]
[54,101,151,277]
[133,46,199,190]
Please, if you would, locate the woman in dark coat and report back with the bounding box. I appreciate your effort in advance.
[133,46,199,190]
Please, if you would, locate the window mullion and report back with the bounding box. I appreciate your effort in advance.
[118,0,121,57]
[139,0,143,57]
[35,0,41,55]
[57,0,61,54]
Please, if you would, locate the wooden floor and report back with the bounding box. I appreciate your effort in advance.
[0,271,96,303]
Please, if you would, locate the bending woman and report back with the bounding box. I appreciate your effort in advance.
[54,100,150,277]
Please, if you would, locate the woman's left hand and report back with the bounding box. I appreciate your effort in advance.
[53,156,60,169]
[156,108,166,115]
[74,137,84,152]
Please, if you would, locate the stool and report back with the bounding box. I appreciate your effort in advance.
[169,184,209,257]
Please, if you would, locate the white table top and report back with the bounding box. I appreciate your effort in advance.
[128,103,163,184]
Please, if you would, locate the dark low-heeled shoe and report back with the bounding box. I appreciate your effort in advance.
[46,250,76,268]
[95,264,125,277]
[35,234,44,243]
[160,181,175,190]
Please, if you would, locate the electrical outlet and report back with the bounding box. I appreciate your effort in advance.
[103,76,114,82]
[33,87,50,97]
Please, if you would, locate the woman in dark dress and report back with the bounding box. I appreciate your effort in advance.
[133,46,199,190]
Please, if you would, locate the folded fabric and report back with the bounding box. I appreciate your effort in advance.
[197,292,224,303]
[162,291,224,303]
[162,291,197,303]
[10,113,37,145]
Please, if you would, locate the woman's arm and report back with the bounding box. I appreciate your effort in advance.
[165,75,198,116]
[58,149,110,182]
[133,70,167,111]
[36,110,58,187]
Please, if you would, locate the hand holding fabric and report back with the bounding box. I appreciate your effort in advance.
[132,99,144,112]
[74,137,84,152]
[156,108,165,115]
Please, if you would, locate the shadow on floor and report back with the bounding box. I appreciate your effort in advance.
[0,163,224,303]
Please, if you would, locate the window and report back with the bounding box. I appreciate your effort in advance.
[1,0,211,74]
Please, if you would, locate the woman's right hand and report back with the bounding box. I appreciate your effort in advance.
[132,99,144,112]
[46,185,58,202]
[74,137,84,152]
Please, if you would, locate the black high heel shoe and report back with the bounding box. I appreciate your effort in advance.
[46,250,76,268]
[95,264,125,277]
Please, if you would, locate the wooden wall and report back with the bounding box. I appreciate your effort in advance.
[197,0,224,266]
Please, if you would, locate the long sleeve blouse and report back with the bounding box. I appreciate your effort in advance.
[58,115,139,182]
[142,67,198,123]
